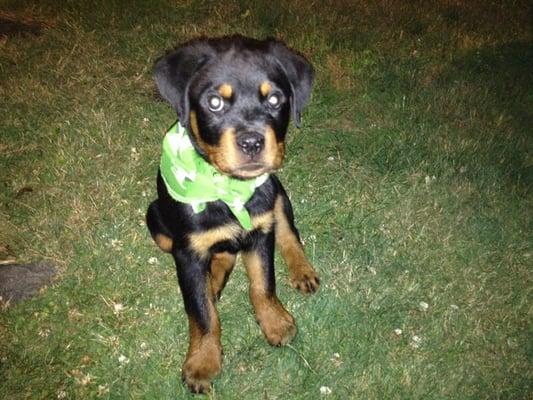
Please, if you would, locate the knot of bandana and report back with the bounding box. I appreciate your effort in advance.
[159,122,269,230]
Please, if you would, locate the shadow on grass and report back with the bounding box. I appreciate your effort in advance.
[444,41,533,133]
[0,14,42,37]
[437,41,533,191]
[346,41,532,193]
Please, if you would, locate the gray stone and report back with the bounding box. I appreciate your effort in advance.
[0,262,56,304]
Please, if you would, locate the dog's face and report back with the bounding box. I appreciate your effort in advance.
[154,36,314,179]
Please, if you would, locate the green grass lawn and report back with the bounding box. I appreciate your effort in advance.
[1,1,531,398]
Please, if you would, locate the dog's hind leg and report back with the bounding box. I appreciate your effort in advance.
[274,189,320,294]
[146,200,173,253]
[174,251,222,394]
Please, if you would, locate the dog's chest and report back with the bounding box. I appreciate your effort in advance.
[187,210,274,258]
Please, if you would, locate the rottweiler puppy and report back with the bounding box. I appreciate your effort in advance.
[146,35,319,393]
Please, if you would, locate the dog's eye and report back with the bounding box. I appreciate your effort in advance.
[267,93,281,108]
[207,95,224,112]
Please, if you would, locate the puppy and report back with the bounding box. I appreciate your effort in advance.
[146,35,319,393]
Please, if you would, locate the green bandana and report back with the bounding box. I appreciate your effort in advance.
[159,122,269,230]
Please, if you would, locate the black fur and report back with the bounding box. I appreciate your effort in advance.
[146,35,316,393]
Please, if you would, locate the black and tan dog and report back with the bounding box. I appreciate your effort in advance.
[146,36,319,393]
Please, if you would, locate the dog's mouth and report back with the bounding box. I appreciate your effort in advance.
[230,162,273,179]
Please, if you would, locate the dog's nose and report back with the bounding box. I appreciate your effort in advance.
[237,133,264,156]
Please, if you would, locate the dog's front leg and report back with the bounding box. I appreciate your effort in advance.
[274,192,320,294]
[242,232,297,346]
[173,251,222,394]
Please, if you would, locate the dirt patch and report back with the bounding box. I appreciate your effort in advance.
[0,262,56,304]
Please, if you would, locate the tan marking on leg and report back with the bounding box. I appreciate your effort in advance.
[251,211,274,233]
[188,224,242,259]
[274,196,320,293]
[210,252,236,300]
[242,251,296,346]
[218,83,233,99]
[182,278,222,394]
[154,233,173,253]
[260,81,272,97]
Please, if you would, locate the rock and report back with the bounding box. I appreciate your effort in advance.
[0,262,56,304]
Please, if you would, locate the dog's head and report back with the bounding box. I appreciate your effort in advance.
[154,36,314,179]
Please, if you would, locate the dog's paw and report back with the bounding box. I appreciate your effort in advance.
[263,315,297,346]
[181,372,212,395]
[256,299,297,346]
[289,263,320,294]
[181,344,222,394]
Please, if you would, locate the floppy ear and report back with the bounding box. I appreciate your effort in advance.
[269,41,314,128]
[153,40,214,127]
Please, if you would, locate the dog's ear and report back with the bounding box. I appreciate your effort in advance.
[154,40,214,127]
[269,41,314,128]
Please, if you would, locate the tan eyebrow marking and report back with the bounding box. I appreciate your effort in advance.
[260,81,272,97]
[218,83,233,99]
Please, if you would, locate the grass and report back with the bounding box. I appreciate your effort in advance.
[1,0,531,398]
